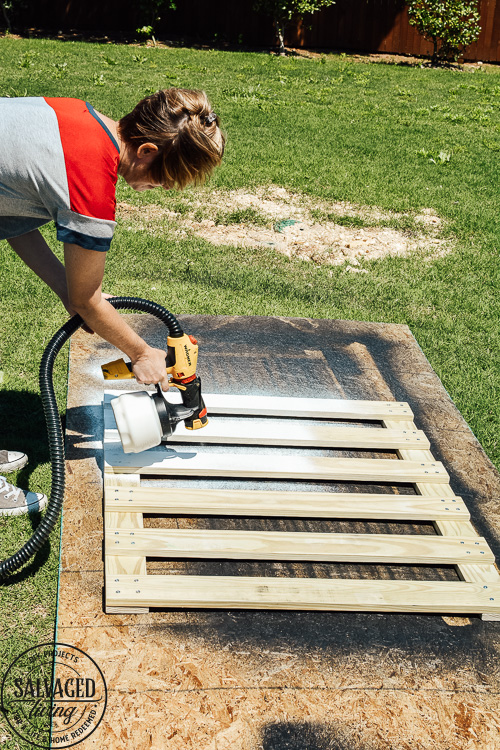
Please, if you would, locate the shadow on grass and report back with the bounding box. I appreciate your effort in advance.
[0,389,52,467]
[5,27,454,69]
[0,541,52,586]
[9,26,274,54]
[0,390,57,582]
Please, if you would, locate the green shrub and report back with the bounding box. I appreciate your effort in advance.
[135,0,176,43]
[136,25,155,42]
[407,0,481,64]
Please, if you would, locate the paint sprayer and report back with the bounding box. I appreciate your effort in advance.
[0,298,206,577]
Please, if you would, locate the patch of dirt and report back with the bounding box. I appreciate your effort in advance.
[287,47,491,70]
[117,185,449,269]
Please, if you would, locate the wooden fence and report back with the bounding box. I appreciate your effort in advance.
[286,0,500,62]
[18,0,500,62]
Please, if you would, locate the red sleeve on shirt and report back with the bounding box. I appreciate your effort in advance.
[44,98,119,221]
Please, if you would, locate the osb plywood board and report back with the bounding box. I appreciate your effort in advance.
[58,316,500,749]
[51,621,500,750]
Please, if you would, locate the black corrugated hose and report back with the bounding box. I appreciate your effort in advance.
[0,297,183,579]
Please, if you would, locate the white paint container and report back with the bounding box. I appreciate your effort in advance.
[111,391,163,454]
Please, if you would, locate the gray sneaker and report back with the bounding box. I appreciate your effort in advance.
[0,476,47,516]
[0,450,28,473]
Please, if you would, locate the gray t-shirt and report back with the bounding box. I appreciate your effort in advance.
[0,97,119,250]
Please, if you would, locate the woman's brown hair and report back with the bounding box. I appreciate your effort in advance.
[118,88,225,189]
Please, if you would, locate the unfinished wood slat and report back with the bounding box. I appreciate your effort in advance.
[105,574,500,614]
[104,448,449,484]
[104,473,148,614]
[105,528,493,564]
[104,415,430,451]
[104,473,141,488]
[105,390,413,421]
[105,486,470,521]
[204,393,414,420]
[384,418,500,619]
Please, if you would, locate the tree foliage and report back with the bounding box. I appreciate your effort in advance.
[254,0,336,55]
[1,0,28,31]
[407,0,481,64]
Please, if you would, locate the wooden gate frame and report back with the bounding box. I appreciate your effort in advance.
[103,392,500,618]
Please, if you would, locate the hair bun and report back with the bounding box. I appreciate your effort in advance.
[119,89,224,189]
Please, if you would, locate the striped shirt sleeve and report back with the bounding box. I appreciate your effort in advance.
[45,98,120,251]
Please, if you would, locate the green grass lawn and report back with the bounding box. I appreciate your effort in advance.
[0,35,499,746]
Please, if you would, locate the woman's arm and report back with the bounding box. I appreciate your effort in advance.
[8,229,71,312]
[64,243,170,389]
[8,232,169,387]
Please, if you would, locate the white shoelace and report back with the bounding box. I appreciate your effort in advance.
[0,476,21,502]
